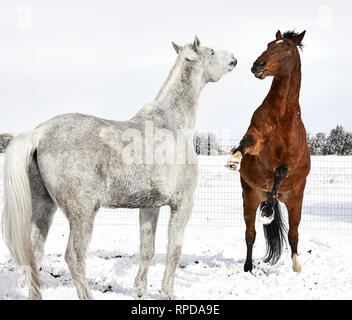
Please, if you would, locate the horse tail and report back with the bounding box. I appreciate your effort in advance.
[2,130,41,291]
[260,199,287,265]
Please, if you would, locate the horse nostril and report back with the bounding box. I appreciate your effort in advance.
[257,61,266,67]
[230,59,237,67]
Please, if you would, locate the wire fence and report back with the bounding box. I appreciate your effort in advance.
[0,140,351,230]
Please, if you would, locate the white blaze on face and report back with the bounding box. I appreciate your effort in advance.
[276,40,284,44]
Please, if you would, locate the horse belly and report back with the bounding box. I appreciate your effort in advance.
[240,148,310,193]
[102,167,177,209]
[240,155,274,191]
[103,185,170,209]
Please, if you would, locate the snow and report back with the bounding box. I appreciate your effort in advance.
[0,154,352,300]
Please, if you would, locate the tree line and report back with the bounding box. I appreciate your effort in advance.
[193,125,352,156]
[307,125,352,155]
[1,125,352,155]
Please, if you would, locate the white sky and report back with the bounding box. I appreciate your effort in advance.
[0,0,351,139]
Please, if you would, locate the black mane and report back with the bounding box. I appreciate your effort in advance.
[282,30,304,50]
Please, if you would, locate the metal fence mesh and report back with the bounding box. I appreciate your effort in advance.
[0,139,351,230]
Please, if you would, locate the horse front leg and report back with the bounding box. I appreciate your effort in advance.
[161,196,193,299]
[134,207,160,298]
[259,164,288,265]
[260,163,288,221]
[226,135,254,170]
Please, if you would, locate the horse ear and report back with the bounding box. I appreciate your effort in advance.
[192,35,200,54]
[276,30,283,40]
[292,30,306,45]
[172,42,182,54]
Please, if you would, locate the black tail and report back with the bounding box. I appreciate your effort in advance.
[260,199,287,264]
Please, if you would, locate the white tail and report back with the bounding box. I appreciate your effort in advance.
[1,130,41,292]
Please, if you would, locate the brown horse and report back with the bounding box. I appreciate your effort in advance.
[227,30,310,273]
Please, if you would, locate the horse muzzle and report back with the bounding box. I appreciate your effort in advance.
[251,60,269,79]
[228,58,237,71]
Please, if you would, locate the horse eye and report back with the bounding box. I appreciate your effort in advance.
[284,47,290,52]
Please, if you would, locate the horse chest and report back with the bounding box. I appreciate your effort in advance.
[261,134,286,162]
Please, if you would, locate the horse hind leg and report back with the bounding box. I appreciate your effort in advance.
[28,157,57,300]
[162,195,193,299]
[63,200,99,300]
[282,180,306,272]
[241,178,264,272]
[134,207,160,297]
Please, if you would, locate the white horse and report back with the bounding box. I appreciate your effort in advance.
[2,36,236,299]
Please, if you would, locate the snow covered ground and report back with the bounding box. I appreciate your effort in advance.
[0,154,352,300]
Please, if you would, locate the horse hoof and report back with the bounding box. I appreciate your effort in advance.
[226,152,242,171]
[160,290,174,300]
[244,262,253,272]
[225,161,239,171]
[292,254,302,272]
[29,292,43,300]
[134,289,146,299]
[293,264,302,273]
[134,280,147,298]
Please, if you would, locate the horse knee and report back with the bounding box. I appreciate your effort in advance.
[141,246,155,262]
[173,245,182,258]
[167,245,182,266]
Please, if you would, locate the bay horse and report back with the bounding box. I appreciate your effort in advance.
[2,37,237,299]
[227,30,310,273]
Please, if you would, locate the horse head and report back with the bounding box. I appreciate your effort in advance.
[172,36,237,83]
[251,30,305,79]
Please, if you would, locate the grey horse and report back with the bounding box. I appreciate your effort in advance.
[2,36,237,299]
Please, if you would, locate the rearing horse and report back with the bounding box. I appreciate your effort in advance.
[228,30,310,273]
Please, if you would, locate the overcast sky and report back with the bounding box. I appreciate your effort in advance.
[0,0,351,139]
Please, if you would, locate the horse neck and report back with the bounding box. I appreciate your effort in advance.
[152,59,205,128]
[264,59,302,119]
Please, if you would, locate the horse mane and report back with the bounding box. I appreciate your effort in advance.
[282,31,304,50]
[156,59,181,100]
